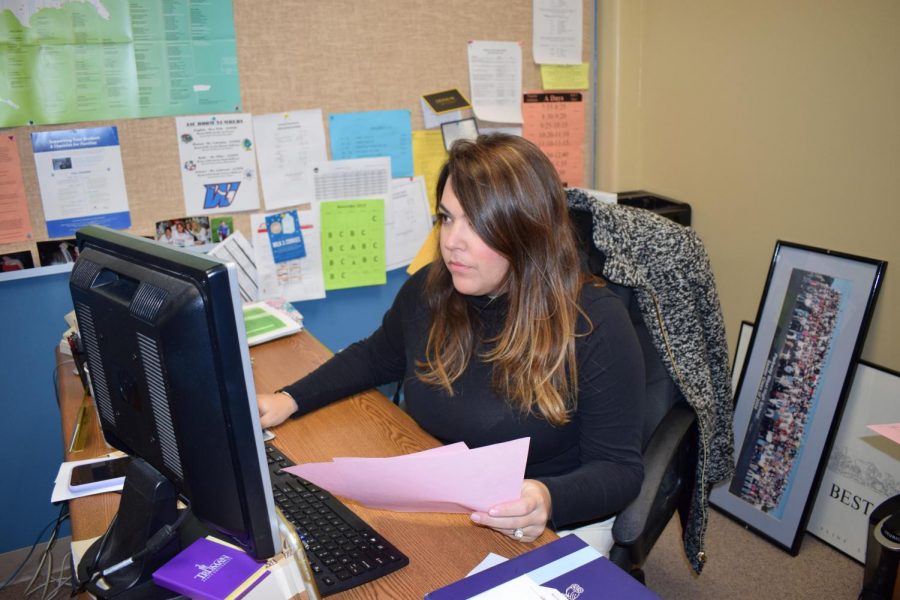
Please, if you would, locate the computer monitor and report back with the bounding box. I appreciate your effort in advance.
[69,225,279,592]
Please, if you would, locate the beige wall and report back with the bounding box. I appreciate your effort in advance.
[597,0,899,370]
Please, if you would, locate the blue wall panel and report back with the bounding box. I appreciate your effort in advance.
[0,269,75,551]
[294,269,408,352]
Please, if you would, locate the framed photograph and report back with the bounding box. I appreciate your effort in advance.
[733,336,900,561]
[806,361,900,562]
[710,241,887,554]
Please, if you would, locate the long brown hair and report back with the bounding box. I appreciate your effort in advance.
[417,134,590,425]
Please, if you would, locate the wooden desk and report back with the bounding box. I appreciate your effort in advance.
[57,331,553,599]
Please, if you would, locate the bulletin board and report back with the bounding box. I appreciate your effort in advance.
[0,0,595,269]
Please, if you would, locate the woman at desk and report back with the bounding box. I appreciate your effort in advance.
[258,134,645,554]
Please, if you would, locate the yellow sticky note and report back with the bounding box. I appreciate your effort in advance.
[541,64,590,91]
[412,130,448,214]
[407,226,438,275]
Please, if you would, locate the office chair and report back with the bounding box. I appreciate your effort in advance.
[569,207,698,583]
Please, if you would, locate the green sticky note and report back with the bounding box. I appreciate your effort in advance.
[320,199,387,290]
[541,64,590,91]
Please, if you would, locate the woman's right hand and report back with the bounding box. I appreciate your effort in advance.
[257,392,298,428]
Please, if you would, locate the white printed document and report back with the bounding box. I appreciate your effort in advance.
[176,114,261,216]
[468,41,523,124]
[533,0,583,65]
[251,208,325,302]
[32,127,131,238]
[253,109,327,210]
[311,157,391,202]
[386,176,433,271]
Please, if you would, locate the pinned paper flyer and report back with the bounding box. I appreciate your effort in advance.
[32,127,131,237]
[329,109,413,178]
[533,0,583,65]
[265,210,306,263]
[420,97,464,130]
[522,91,585,187]
[422,88,471,114]
[251,209,325,303]
[253,109,327,210]
[412,130,447,212]
[541,64,590,90]
[175,114,261,216]
[468,41,524,124]
[320,199,386,290]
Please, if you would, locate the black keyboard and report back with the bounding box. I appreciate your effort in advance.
[265,444,409,596]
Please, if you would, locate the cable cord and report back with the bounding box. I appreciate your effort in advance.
[0,503,69,592]
[74,499,193,596]
[36,550,71,600]
[23,523,57,598]
[25,504,73,600]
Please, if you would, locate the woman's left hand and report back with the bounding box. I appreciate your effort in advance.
[470,479,552,542]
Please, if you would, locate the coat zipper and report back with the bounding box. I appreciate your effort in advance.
[648,290,710,567]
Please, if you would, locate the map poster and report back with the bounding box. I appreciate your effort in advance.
[0,1,240,128]
[32,127,130,238]
[176,114,260,216]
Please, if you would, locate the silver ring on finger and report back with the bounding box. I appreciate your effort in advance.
[513,527,524,539]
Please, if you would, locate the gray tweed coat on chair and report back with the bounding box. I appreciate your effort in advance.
[567,188,735,573]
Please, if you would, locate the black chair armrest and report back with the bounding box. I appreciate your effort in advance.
[612,402,696,548]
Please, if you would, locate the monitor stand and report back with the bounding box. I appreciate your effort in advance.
[76,458,184,599]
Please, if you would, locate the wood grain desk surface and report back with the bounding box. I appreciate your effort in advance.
[57,331,553,599]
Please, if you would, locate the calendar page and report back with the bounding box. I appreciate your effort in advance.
[320,199,386,290]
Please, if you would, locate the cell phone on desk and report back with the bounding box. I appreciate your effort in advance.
[68,456,132,492]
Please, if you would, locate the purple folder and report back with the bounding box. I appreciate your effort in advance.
[152,537,269,600]
[426,535,660,599]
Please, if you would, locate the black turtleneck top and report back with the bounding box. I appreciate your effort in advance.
[281,266,645,529]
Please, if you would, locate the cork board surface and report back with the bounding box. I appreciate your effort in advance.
[1,0,594,267]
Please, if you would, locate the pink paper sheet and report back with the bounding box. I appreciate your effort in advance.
[284,438,529,513]
[285,442,469,498]
[868,423,900,445]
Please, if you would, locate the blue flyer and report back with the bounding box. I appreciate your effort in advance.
[329,109,413,178]
[265,210,306,263]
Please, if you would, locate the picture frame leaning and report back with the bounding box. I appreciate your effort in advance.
[710,241,887,555]
[732,323,900,561]
[806,360,900,562]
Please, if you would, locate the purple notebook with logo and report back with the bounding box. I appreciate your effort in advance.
[152,537,269,600]
[426,535,660,599]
